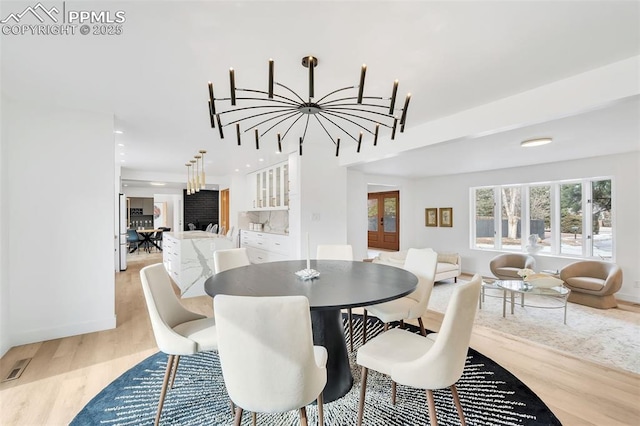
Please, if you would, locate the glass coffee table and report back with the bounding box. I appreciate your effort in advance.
[495,280,571,324]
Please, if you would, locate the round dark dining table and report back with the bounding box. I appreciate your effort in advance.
[204,259,418,402]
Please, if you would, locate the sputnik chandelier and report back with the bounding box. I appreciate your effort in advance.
[206,55,411,156]
[185,150,207,195]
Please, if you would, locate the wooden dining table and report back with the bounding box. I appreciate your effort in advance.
[204,259,418,402]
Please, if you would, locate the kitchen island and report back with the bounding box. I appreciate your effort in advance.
[162,231,235,298]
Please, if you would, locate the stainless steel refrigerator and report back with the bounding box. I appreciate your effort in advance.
[119,193,128,271]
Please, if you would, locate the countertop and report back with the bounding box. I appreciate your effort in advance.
[240,229,289,236]
[165,231,230,240]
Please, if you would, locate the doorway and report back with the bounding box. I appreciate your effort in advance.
[367,191,399,251]
[220,189,230,231]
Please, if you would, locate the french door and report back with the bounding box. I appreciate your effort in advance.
[367,191,399,251]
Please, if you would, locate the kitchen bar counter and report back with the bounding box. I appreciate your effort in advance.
[163,231,234,298]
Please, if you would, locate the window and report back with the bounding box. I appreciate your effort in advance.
[474,188,494,248]
[500,186,522,251]
[560,182,582,256]
[471,178,613,259]
[529,185,551,254]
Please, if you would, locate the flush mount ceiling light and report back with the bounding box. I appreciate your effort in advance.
[521,137,552,148]
[206,56,412,156]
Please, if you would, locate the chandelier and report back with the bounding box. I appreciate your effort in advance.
[185,150,207,195]
[206,56,411,156]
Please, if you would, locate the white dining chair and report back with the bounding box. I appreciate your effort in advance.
[140,263,218,426]
[356,274,482,426]
[316,244,355,351]
[214,295,327,426]
[363,248,438,343]
[214,248,250,273]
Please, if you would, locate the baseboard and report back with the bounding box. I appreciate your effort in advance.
[9,315,117,348]
[616,292,640,304]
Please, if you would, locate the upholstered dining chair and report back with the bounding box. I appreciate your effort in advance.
[214,295,327,426]
[211,224,219,234]
[214,248,250,274]
[362,248,438,343]
[140,263,218,426]
[127,229,141,253]
[356,274,482,426]
[316,244,355,351]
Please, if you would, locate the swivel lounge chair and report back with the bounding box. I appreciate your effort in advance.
[560,260,623,309]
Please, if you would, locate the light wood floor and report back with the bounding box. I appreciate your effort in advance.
[1,255,638,425]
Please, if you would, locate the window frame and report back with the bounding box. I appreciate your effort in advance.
[470,177,614,260]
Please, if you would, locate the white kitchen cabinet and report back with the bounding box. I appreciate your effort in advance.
[240,230,291,263]
[248,161,289,210]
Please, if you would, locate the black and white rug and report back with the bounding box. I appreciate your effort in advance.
[71,315,561,425]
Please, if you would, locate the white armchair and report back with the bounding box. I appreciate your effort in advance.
[140,263,218,426]
[363,248,438,343]
[356,275,482,425]
[214,295,327,425]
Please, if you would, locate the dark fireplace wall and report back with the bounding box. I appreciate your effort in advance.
[183,189,219,231]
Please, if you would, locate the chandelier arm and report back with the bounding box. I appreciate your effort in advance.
[321,110,385,132]
[241,110,300,134]
[218,103,298,117]
[223,108,298,128]
[319,95,386,106]
[219,105,297,121]
[321,102,391,111]
[312,114,337,146]
[315,112,361,143]
[314,86,357,103]
[235,89,300,106]
[259,112,301,138]
[275,82,306,104]
[300,114,311,145]
[323,106,396,123]
[280,114,305,142]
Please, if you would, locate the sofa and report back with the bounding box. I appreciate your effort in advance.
[371,249,462,282]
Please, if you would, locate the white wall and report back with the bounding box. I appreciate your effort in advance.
[298,140,348,259]
[2,97,116,350]
[0,97,9,356]
[402,152,640,302]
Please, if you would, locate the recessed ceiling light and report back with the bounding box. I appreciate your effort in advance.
[235,169,240,172]
[118,143,125,147]
[123,184,128,187]
[120,159,125,163]
[120,152,125,155]
[114,130,124,134]
[258,158,264,162]
[150,182,166,186]
[246,164,251,167]
[521,137,552,148]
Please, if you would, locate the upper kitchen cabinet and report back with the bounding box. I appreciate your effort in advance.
[142,198,154,215]
[248,161,289,211]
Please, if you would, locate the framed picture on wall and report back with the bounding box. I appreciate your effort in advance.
[425,208,438,227]
[439,207,453,227]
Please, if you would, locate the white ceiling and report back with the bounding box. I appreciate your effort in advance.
[1,1,639,184]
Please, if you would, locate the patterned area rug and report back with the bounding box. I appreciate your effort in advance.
[71,315,560,425]
[430,279,640,373]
